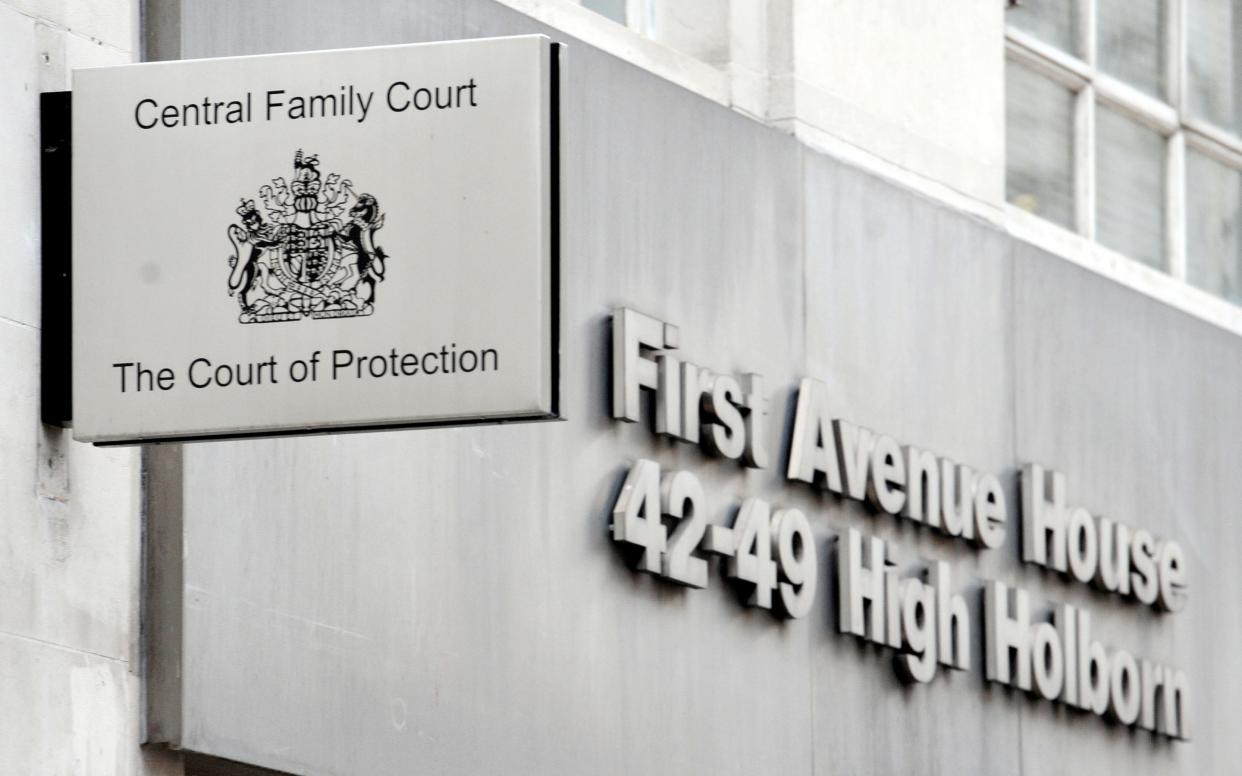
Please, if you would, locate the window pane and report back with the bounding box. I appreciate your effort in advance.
[1187,150,1242,303]
[582,0,626,24]
[1008,0,1077,54]
[1098,0,1166,98]
[1188,0,1242,134]
[1006,61,1076,229]
[1096,106,1166,268]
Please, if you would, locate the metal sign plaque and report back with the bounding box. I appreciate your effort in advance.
[70,35,559,443]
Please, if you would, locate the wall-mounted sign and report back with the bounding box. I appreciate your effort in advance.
[607,307,1190,740]
[71,35,560,443]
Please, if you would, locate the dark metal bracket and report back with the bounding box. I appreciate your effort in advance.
[41,90,72,428]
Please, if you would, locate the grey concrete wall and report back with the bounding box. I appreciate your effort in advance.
[1009,248,1242,776]
[143,1,1242,775]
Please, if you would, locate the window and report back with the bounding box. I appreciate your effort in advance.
[1006,0,1242,305]
[581,0,628,25]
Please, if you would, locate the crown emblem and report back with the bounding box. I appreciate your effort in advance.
[225,149,389,324]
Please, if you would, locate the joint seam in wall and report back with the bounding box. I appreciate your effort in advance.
[0,314,38,332]
[0,627,130,665]
[0,0,131,55]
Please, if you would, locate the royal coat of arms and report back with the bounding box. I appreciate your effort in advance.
[226,150,388,323]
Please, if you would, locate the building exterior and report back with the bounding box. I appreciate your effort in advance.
[2,0,1240,774]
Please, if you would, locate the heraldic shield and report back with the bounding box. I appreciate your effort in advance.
[226,149,389,323]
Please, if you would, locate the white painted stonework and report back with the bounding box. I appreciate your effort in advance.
[0,1,180,773]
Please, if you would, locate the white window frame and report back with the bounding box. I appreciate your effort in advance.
[1005,0,1242,288]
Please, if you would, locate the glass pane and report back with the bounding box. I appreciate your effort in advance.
[1098,0,1166,98]
[1096,105,1166,268]
[582,0,626,25]
[1188,0,1242,134]
[1006,61,1076,229]
[1187,149,1242,303]
[1008,0,1077,54]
